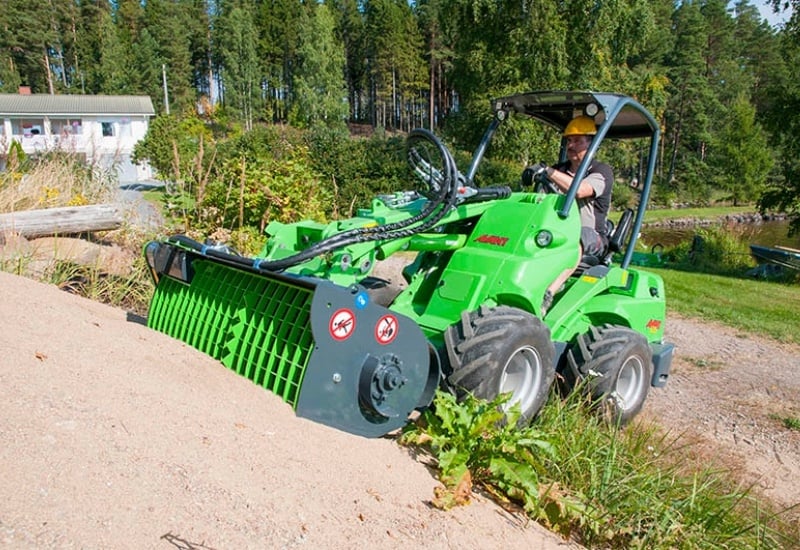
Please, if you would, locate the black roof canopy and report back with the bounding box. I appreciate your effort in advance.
[492,91,658,140]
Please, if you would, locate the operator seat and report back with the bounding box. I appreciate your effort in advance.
[575,208,634,273]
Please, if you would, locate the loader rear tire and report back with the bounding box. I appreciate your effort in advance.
[444,306,555,426]
[567,325,652,425]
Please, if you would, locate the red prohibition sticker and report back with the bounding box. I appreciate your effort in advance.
[329,308,356,341]
[375,314,398,345]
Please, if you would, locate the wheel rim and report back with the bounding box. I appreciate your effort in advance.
[612,355,646,411]
[499,345,544,414]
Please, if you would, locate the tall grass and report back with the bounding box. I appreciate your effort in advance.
[402,390,798,548]
[0,150,117,211]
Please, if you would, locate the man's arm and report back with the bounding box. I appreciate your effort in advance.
[546,166,600,199]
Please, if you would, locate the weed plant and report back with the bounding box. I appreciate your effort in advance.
[45,257,154,317]
[402,389,798,548]
[0,151,117,212]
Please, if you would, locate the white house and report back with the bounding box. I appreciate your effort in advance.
[0,92,156,183]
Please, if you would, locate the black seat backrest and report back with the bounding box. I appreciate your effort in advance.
[574,208,635,276]
[608,208,634,254]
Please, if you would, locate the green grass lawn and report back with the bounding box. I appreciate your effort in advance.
[643,205,757,224]
[651,267,800,345]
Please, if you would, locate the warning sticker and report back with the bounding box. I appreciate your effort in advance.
[375,314,398,345]
[329,309,356,341]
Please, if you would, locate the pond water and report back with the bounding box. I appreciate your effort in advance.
[639,219,800,251]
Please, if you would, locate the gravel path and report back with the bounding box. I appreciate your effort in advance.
[646,314,800,509]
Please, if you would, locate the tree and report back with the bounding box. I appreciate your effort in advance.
[761,1,800,233]
[96,8,133,94]
[253,0,307,122]
[0,0,61,93]
[711,95,773,205]
[291,3,348,128]
[214,4,259,129]
[330,0,368,122]
[663,2,716,197]
[143,0,197,113]
[364,0,426,130]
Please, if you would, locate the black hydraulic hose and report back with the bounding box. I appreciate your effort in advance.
[461,185,512,204]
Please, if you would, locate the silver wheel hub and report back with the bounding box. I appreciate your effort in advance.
[499,345,544,413]
[611,355,645,411]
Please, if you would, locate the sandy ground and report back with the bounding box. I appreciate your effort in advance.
[0,271,578,549]
[1,241,799,548]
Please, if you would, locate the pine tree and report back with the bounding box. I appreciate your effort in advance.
[292,3,348,128]
[214,4,259,129]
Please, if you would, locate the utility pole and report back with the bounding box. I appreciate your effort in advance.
[162,64,170,115]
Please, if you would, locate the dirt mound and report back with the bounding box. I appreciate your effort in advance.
[0,272,575,549]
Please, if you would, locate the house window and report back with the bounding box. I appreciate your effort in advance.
[52,118,82,136]
[11,119,45,136]
[101,122,114,137]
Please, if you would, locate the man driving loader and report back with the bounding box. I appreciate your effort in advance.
[529,115,613,316]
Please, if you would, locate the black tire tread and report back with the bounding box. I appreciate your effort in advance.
[444,306,556,424]
[567,324,653,424]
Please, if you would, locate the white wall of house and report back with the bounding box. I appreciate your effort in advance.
[0,114,153,183]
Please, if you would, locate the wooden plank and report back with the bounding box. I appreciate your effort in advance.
[775,245,800,255]
[0,204,123,239]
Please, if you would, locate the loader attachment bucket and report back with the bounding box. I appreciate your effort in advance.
[144,239,439,438]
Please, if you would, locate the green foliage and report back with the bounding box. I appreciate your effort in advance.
[783,416,800,431]
[709,95,774,206]
[400,391,553,512]
[201,142,331,232]
[291,4,349,128]
[771,413,800,431]
[403,388,795,547]
[132,113,214,191]
[306,126,410,214]
[214,5,259,129]
[610,182,637,210]
[2,0,795,224]
[667,225,755,275]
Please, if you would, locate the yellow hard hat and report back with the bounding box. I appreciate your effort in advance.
[563,115,597,137]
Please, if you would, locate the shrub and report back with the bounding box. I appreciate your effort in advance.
[199,144,331,233]
[667,225,755,275]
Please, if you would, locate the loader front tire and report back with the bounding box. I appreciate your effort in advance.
[567,325,653,425]
[444,306,555,426]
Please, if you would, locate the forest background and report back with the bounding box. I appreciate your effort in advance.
[2,0,800,244]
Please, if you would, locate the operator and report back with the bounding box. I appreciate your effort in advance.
[528,115,613,316]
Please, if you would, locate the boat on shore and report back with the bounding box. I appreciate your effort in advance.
[749,244,800,272]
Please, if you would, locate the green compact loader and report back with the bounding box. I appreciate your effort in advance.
[144,91,674,437]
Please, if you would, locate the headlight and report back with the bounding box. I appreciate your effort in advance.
[535,230,553,247]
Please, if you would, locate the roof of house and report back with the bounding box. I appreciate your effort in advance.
[0,94,156,117]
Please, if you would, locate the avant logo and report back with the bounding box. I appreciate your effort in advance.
[646,319,662,332]
[475,234,509,246]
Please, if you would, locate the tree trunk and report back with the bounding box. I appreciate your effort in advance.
[43,48,54,95]
[0,205,123,239]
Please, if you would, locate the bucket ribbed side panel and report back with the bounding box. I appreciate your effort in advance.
[147,260,315,407]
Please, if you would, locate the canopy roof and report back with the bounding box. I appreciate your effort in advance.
[492,91,658,139]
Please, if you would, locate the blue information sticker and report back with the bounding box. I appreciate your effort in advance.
[354,291,369,309]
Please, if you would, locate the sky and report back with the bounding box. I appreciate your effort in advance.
[751,0,793,27]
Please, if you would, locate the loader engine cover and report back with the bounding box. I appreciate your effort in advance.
[145,241,439,437]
